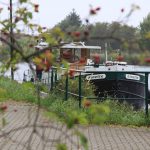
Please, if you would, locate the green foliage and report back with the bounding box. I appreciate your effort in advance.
[40,27,64,46]
[0,77,36,102]
[57,9,82,31]
[57,143,67,150]
[140,13,150,50]
[0,77,150,129]
[19,0,28,3]
[87,104,110,125]
[17,36,36,56]
[0,88,7,100]
[55,76,96,97]
[87,22,138,52]
[2,117,7,127]
[104,100,150,126]
[62,110,88,128]
[76,131,88,150]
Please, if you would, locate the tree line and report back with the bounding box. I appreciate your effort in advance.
[55,10,150,53]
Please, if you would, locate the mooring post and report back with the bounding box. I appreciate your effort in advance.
[65,73,69,100]
[79,72,82,108]
[51,68,54,90]
[145,72,149,117]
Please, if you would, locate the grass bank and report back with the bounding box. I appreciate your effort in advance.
[0,76,150,127]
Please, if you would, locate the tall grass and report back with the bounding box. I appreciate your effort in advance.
[0,76,150,126]
[0,77,37,102]
[104,100,150,126]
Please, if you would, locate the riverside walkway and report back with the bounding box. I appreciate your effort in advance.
[0,101,150,150]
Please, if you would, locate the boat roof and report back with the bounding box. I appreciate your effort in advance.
[60,42,101,50]
[34,41,101,50]
[35,42,49,49]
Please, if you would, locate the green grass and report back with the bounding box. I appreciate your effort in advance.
[0,77,37,102]
[0,76,150,127]
[104,100,150,126]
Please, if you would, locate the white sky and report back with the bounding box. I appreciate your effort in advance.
[0,0,150,29]
[34,0,150,28]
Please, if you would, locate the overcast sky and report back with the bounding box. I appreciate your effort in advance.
[0,0,150,29]
[34,0,150,28]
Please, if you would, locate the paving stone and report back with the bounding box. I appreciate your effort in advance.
[0,102,150,150]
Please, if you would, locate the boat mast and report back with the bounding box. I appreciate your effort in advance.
[105,43,108,62]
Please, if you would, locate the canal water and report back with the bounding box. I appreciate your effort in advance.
[4,63,34,83]
[3,63,150,91]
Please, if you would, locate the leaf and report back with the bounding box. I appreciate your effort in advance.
[56,143,67,150]
[63,111,88,129]
[19,0,28,3]
[38,26,42,33]
[2,118,7,127]
[27,12,33,19]
[76,131,88,150]
[145,32,150,39]
[88,104,110,125]
[23,16,28,24]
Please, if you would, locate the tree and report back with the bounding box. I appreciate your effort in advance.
[140,13,150,50]
[108,22,138,51]
[57,9,82,32]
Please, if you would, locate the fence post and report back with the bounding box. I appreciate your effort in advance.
[51,68,54,90]
[65,73,69,100]
[55,68,57,84]
[23,72,26,82]
[145,72,149,117]
[48,70,50,85]
[78,72,82,108]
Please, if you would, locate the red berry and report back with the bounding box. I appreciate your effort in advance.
[73,31,81,37]
[67,32,71,35]
[83,100,92,108]
[34,4,39,12]
[85,19,89,23]
[79,58,86,64]
[84,31,89,37]
[15,17,21,23]
[121,8,125,13]
[145,58,150,63]
[95,7,101,11]
[0,105,8,111]
[69,69,75,77]
[29,44,33,47]
[93,55,100,64]
[90,9,97,15]
[116,55,124,61]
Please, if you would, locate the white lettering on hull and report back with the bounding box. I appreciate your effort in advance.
[126,74,140,81]
[86,74,106,80]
